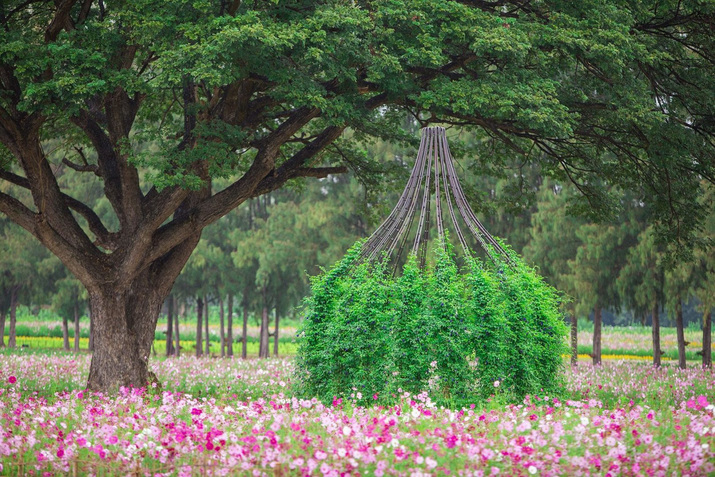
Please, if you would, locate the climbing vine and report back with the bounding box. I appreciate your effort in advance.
[296,240,568,407]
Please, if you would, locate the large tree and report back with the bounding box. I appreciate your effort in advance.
[1,1,714,392]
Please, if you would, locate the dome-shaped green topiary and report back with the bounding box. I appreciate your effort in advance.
[296,127,568,406]
[295,239,568,406]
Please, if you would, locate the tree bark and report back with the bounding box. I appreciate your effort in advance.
[62,313,70,351]
[73,302,80,352]
[174,298,181,357]
[570,312,578,367]
[204,294,210,356]
[592,305,602,366]
[219,296,225,357]
[89,307,94,352]
[273,307,279,357]
[85,278,166,392]
[703,311,712,369]
[166,295,174,356]
[8,285,19,349]
[242,299,248,359]
[227,294,233,357]
[675,296,686,369]
[652,299,661,368]
[196,297,203,357]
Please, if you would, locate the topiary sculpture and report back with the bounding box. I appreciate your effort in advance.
[296,127,568,406]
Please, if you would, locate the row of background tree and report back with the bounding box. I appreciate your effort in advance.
[1,125,713,367]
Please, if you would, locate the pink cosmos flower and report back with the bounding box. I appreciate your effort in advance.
[191,408,202,415]
[56,448,64,458]
[8,376,16,384]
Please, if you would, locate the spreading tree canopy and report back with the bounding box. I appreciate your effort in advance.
[0,0,713,392]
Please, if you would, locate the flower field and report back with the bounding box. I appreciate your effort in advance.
[1,352,714,476]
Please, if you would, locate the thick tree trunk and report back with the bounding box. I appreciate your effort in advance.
[85,279,165,392]
[8,285,18,349]
[219,296,225,357]
[204,294,210,356]
[166,295,174,356]
[227,294,233,357]
[703,311,712,369]
[62,313,70,351]
[652,299,661,368]
[675,296,686,369]
[273,308,279,357]
[73,302,80,352]
[174,299,181,357]
[242,300,248,359]
[196,297,203,357]
[0,309,5,348]
[570,312,578,367]
[592,305,602,366]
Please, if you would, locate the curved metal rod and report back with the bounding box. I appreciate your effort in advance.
[434,129,445,242]
[385,130,431,260]
[441,139,512,262]
[361,126,511,269]
[412,130,433,255]
[370,130,430,262]
[361,132,428,261]
[437,130,470,256]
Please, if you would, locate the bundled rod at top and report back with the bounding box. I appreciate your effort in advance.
[361,126,510,267]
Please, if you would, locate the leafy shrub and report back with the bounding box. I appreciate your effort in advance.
[295,240,568,406]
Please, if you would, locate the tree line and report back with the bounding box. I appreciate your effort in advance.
[2,132,713,369]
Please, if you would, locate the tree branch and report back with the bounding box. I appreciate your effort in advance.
[141,108,321,268]
[76,0,94,24]
[0,188,108,284]
[45,0,78,42]
[0,189,36,232]
[71,111,127,224]
[62,157,100,175]
[0,169,117,250]
[227,0,241,16]
[104,87,144,229]
[293,166,348,178]
[252,125,345,196]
